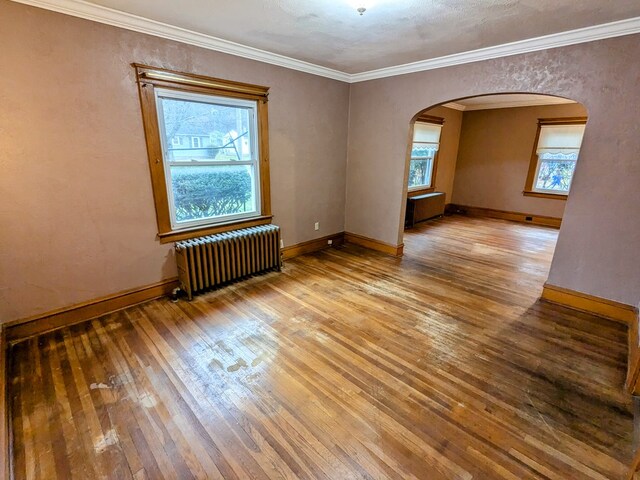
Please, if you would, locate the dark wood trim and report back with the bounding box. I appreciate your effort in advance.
[133,63,269,98]
[344,232,404,257]
[522,191,567,200]
[281,233,345,260]
[408,187,435,197]
[538,116,588,126]
[134,64,272,243]
[626,310,640,394]
[157,215,273,244]
[415,113,445,125]
[448,204,562,228]
[523,116,588,195]
[0,325,9,480]
[5,278,179,343]
[541,283,636,325]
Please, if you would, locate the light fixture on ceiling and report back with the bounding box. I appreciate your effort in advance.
[357,7,367,15]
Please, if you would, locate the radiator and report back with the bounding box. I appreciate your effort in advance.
[175,224,282,300]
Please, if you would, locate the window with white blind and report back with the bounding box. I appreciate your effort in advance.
[408,121,442,191]
[525,119,586,197]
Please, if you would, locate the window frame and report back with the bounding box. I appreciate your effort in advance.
[523,117,587,200]
[407,114,444,196]
[134,64,272,243]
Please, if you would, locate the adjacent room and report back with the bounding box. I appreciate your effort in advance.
[2,1,640,479]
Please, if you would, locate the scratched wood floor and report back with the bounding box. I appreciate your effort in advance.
[8,216,634,479]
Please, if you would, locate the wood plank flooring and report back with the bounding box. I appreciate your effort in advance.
[8,216,633,479]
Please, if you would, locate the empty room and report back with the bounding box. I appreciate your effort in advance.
[2,1,640,479]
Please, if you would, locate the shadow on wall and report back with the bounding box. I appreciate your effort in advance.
[401,93,588,234]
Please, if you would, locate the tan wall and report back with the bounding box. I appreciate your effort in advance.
[408,105,462,203]
[451,103,588,217]
[345,34,640,306]
[0,2,350,323]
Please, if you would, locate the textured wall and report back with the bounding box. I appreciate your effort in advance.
[346,34,640,305]
[451,103,588,217]
[0,2,349,323]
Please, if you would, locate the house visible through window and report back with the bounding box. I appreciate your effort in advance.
[408,121,442,191]
[525,119,586,197]
[134,64,271,243]
[156,89,260,230]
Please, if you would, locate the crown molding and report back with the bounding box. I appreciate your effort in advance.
[10,0,640,84]
[11,0,351,82]
[349,16,640,82]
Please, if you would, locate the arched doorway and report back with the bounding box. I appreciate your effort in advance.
[400,93,588,242]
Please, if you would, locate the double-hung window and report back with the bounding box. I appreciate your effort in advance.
[525,118,586,198]
[134,64,271,243]
[408,120,442,192]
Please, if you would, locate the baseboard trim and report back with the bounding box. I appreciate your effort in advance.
[626,310,640,394]
[281,232,345,260]
[344,232,404,257]
[541,283,636,325]
[5,278,180,343]
[0,325,9,480]
[447,204,562,228]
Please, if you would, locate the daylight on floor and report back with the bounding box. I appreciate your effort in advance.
[2,0,640,478]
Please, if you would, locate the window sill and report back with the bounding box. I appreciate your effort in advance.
[157,215,273,244]
[523,191,567,200]
[408,187,435,197]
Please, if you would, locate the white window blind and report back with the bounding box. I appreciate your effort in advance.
[533,123,586,194]
[413,122,442,146]
[536,124,585,155]
[408,122,442,190]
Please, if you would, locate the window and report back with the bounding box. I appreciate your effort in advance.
[524,118,587,199]
[408,118,443,192]
[134,64,272,243]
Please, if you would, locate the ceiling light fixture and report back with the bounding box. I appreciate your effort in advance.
[357,7,367,15]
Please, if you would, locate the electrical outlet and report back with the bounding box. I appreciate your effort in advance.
[328,239,333,245]
[314,222,320,231]
[280,239,284,248]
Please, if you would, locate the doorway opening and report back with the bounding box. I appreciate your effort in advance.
[401,93,588,284]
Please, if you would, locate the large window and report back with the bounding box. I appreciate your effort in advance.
[524,118,586,198]
[134,64,271,243]
[408,119,442,192]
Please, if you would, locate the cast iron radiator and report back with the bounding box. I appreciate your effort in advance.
[175,224,281,299]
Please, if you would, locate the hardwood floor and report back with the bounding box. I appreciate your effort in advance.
[8,216,633,479]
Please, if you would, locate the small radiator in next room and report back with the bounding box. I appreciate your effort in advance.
[175,225,282,300]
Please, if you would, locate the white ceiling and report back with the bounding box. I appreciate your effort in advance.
[443,94,576,111]
[60,0,640,73]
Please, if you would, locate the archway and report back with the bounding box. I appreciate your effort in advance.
[399,93,588,246]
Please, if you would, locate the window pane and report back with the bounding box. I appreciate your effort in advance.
[534,159,576,192]
[411,144,437,158]
[170,165,256,223]
[160,97,253,162]
[408,159,432,188]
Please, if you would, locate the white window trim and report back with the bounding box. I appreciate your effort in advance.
[155,88,262,231]
[408,141,438,191]
[532,156,577,195]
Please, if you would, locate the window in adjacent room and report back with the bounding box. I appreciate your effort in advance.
[524,118,587,198]
[408,118,443,192]
[134,64,272,243]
